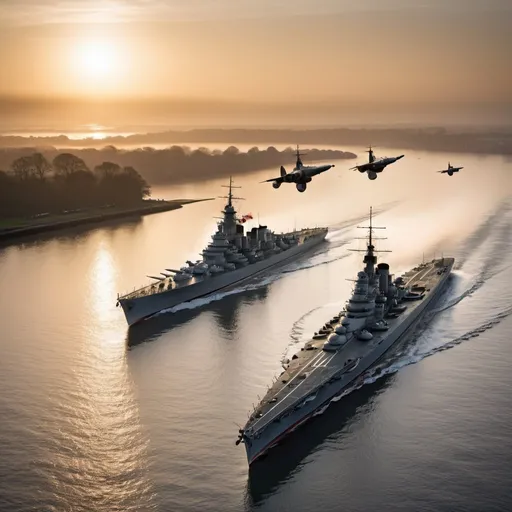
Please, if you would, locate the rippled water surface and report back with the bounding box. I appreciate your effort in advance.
[1,147,511,511]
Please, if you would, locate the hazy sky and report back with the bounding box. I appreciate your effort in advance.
[1,0,511,128]
[2,0,512,25]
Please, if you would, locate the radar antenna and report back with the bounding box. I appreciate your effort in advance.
[348,207,391,274]
[354,206,387,250]
[218,176,244,207]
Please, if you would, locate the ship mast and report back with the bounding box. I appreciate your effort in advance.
[295,145,306,169]
[219,176,244,211]
[218,176,244,239]
[349,206,390,279]
[224,176,235,208]
[367,145,375,163]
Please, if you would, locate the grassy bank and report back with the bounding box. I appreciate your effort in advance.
[0,198,213,241]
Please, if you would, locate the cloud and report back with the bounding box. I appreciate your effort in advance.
[1,0,511,26]
[1,0,142,25]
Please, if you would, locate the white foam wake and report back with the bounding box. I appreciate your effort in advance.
[309,305,512,420]
[156,273,282,316]
[155,243,349,317]
[431,262,512,316]
[282,252,350,274]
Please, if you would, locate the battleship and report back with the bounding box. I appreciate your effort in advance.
[117,178,328,326]
[237,207,454,464]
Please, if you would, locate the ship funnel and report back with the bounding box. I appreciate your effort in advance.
[257,226,268,242]
[377,263,389,294]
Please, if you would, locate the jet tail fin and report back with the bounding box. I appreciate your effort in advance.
[280,166,287,177]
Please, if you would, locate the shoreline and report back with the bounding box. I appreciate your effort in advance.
[1,127,510,155]
[0,198,213,242]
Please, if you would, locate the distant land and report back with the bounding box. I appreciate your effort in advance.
[0,146,217,241]
[0,127,511,156]
[0,147,355,186]
[0,199,212,243]
[0,150,216,241]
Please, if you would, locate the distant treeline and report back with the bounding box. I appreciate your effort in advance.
[0,146,355,187]
[0,152,150,218]
[1,127,511,155]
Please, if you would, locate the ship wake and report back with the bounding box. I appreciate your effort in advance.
[430,204,512,315]
[154,244,351,317]
[156,273,284,316]
[285,299,346,360]
[454,197,512,271]
[429,261,512,316]
[155,210,385,318]
[364,305,512,387]
[327,201,400,232]
[282,252,350,274]
[305,201,512,417]
[310,304,512,420]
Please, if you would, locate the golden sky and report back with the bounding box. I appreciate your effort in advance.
[0,0,511,125]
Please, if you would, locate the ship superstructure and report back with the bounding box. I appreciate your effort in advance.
[237,207,454,464]
[117,178,328,326]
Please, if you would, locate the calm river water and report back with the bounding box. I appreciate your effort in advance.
[1,146,511,511]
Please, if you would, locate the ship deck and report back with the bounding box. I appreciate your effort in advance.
[118,227,327,300]
[245,258,453,435]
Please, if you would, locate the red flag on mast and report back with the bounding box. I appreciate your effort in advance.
[240,213,254,223]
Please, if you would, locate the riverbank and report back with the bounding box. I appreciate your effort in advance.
[1,127,511,155]
[0,198,213,241]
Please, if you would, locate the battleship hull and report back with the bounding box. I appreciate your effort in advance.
[119,230,327,326]
[244,259,453,464]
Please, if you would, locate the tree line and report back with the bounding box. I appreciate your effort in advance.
[1,127,511,156]
[0,152,150,218]
[123,145,356,185]
[0,146,355,188]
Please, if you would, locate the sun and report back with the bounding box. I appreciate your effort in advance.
[79,40,116,76]
[70,38,126,93]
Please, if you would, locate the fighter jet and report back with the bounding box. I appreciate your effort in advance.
[262,146,335,192]
[350,146,404,180]
[437,162,463,176]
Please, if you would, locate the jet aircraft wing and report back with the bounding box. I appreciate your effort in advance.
[261,176,284,183]
[261,165,289,183]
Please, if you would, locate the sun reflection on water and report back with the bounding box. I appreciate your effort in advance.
[35,241,156,510]
[89,241,118,325]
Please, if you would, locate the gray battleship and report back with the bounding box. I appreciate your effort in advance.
[237,208,454,464]
[117,178,328,326]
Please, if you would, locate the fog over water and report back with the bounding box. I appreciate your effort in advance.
[1,146,511,511]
